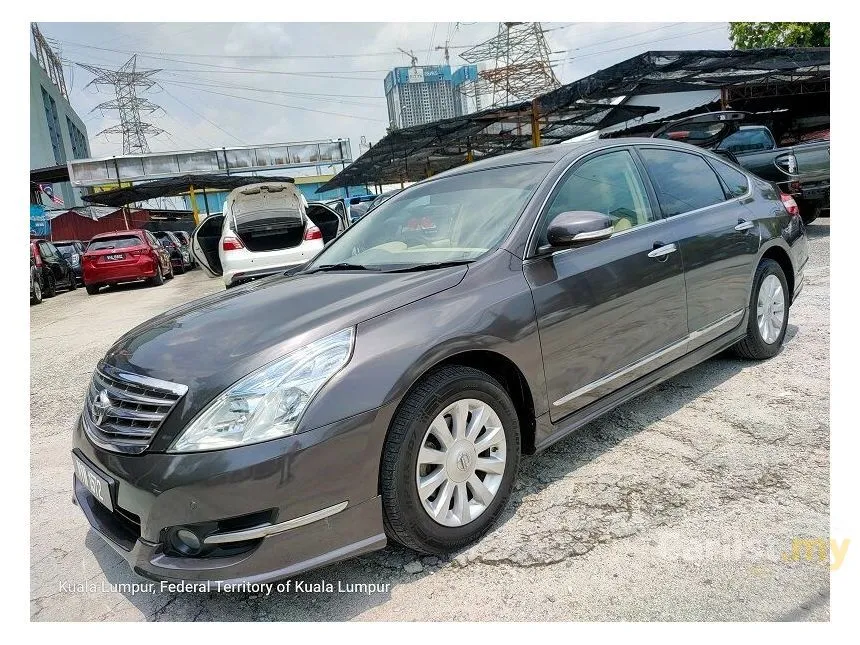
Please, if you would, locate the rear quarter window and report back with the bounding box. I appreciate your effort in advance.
[709,158,750,198]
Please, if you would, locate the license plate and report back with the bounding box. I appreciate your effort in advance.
[73,454,113,511]
[104,253,124,261]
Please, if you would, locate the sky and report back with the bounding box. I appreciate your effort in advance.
[36,22,732,161]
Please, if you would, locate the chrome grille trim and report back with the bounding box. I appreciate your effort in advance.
[82,362,187,454]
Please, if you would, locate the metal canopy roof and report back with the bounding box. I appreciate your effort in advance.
[319,47,829,192]
[319,101,658,190]
[82,174,294,208]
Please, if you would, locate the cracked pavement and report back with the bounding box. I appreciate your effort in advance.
[30,221,830,621]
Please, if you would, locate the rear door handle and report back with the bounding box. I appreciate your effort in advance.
[735,219,755,231]
[647,242,677,258]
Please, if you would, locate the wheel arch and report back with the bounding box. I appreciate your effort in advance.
[758,243,795,303]
[385,348,538,459]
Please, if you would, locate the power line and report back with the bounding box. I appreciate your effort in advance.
[52,38,407,60]
[160,86,247,145]
[160,78,383,107]
[170,83,388,123]
[554,24,727,63]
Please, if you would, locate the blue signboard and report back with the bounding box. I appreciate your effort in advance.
[30,204,50,237]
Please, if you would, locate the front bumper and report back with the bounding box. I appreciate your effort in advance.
[72,406,390,583]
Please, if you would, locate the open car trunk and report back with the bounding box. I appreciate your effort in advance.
[231,184,306,252]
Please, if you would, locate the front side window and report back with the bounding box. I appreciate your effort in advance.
[538,150,654,246]
[639,148,727,218]
[308,163,549,270]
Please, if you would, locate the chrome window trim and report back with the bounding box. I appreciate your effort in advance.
[551,308,745,407]
[523,142,754,261]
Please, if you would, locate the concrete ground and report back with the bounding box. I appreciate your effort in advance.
[31,221,830,621]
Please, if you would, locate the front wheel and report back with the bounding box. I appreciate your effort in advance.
[67,275,76,291]
[85,283,100,295]
[380,365,521,555]
[732,259,789,360]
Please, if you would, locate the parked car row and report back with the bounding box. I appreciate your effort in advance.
[30,227,198,305]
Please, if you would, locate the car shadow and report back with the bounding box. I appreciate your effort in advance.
[84,331,799,622]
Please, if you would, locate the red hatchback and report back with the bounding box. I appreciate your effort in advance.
[82,230,173,295]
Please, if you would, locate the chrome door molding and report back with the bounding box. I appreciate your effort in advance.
[551,308,745,408]
[734,220,755,231]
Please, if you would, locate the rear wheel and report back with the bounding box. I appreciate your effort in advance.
[149,263,165,286]
[733,259,789,360]
[798,200,821,225]
[85,283,99,295]
[44,274,57,298]
[174,261,185,275]
[380,365,521,555]
[67,275,76,291]
[31,279,43,305]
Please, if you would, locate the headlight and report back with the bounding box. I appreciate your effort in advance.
[169,328,354,452]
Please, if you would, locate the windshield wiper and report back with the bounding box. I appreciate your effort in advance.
[385,260,474,273]
[305,262,377,274]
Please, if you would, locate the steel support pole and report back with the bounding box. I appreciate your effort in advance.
[531,99,541,148]
[189,185,200,225]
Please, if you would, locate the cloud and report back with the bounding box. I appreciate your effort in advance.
[41,22,729,161]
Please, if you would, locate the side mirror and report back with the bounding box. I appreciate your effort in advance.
[546,211,614,249]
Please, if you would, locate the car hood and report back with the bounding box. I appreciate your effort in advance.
[103,266,468,408]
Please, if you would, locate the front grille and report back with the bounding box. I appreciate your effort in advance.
[83,362,187,454]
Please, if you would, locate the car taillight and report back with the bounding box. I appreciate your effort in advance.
[32,248,42,267]
[129,248,145,256]
[304,225,322,241]
[780,193,800,217]
[222,236,245,251]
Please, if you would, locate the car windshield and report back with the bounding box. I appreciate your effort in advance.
[307,163,548,271]
[88,235,142,251]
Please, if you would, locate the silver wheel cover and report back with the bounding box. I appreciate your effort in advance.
[415,398,507,527]
[756,274,785,344]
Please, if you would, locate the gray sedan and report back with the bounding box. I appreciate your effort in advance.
[72,138,808,583]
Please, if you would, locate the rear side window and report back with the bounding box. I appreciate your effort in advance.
[639,149,727,218]
[717,128,774,154]
[710,159,750,198]
[88,235,143,251]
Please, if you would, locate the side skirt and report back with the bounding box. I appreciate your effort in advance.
[534,325,748,452]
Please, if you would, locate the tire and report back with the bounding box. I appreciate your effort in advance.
[732,259,789,360]
[380,365,521,555]
[166,263,175,280]
[174,262,185,275]
[44,274,57,298]
[67,275,76,291]
[31,279,43,305]
[798,200,821,225]
[149,263,165,286]
[85,283,99,295]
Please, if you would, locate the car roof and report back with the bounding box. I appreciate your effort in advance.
[427,137,721,180]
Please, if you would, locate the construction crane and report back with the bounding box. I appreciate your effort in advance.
[398,48,418,67]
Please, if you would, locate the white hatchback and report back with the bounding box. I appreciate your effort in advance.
[191,182,346,288]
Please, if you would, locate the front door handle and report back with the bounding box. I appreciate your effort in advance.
[735,219,755,231]
[647,242,677,259]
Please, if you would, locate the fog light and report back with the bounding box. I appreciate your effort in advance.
[171,528,202,556]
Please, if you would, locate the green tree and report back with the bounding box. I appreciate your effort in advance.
[729,22,830,49]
